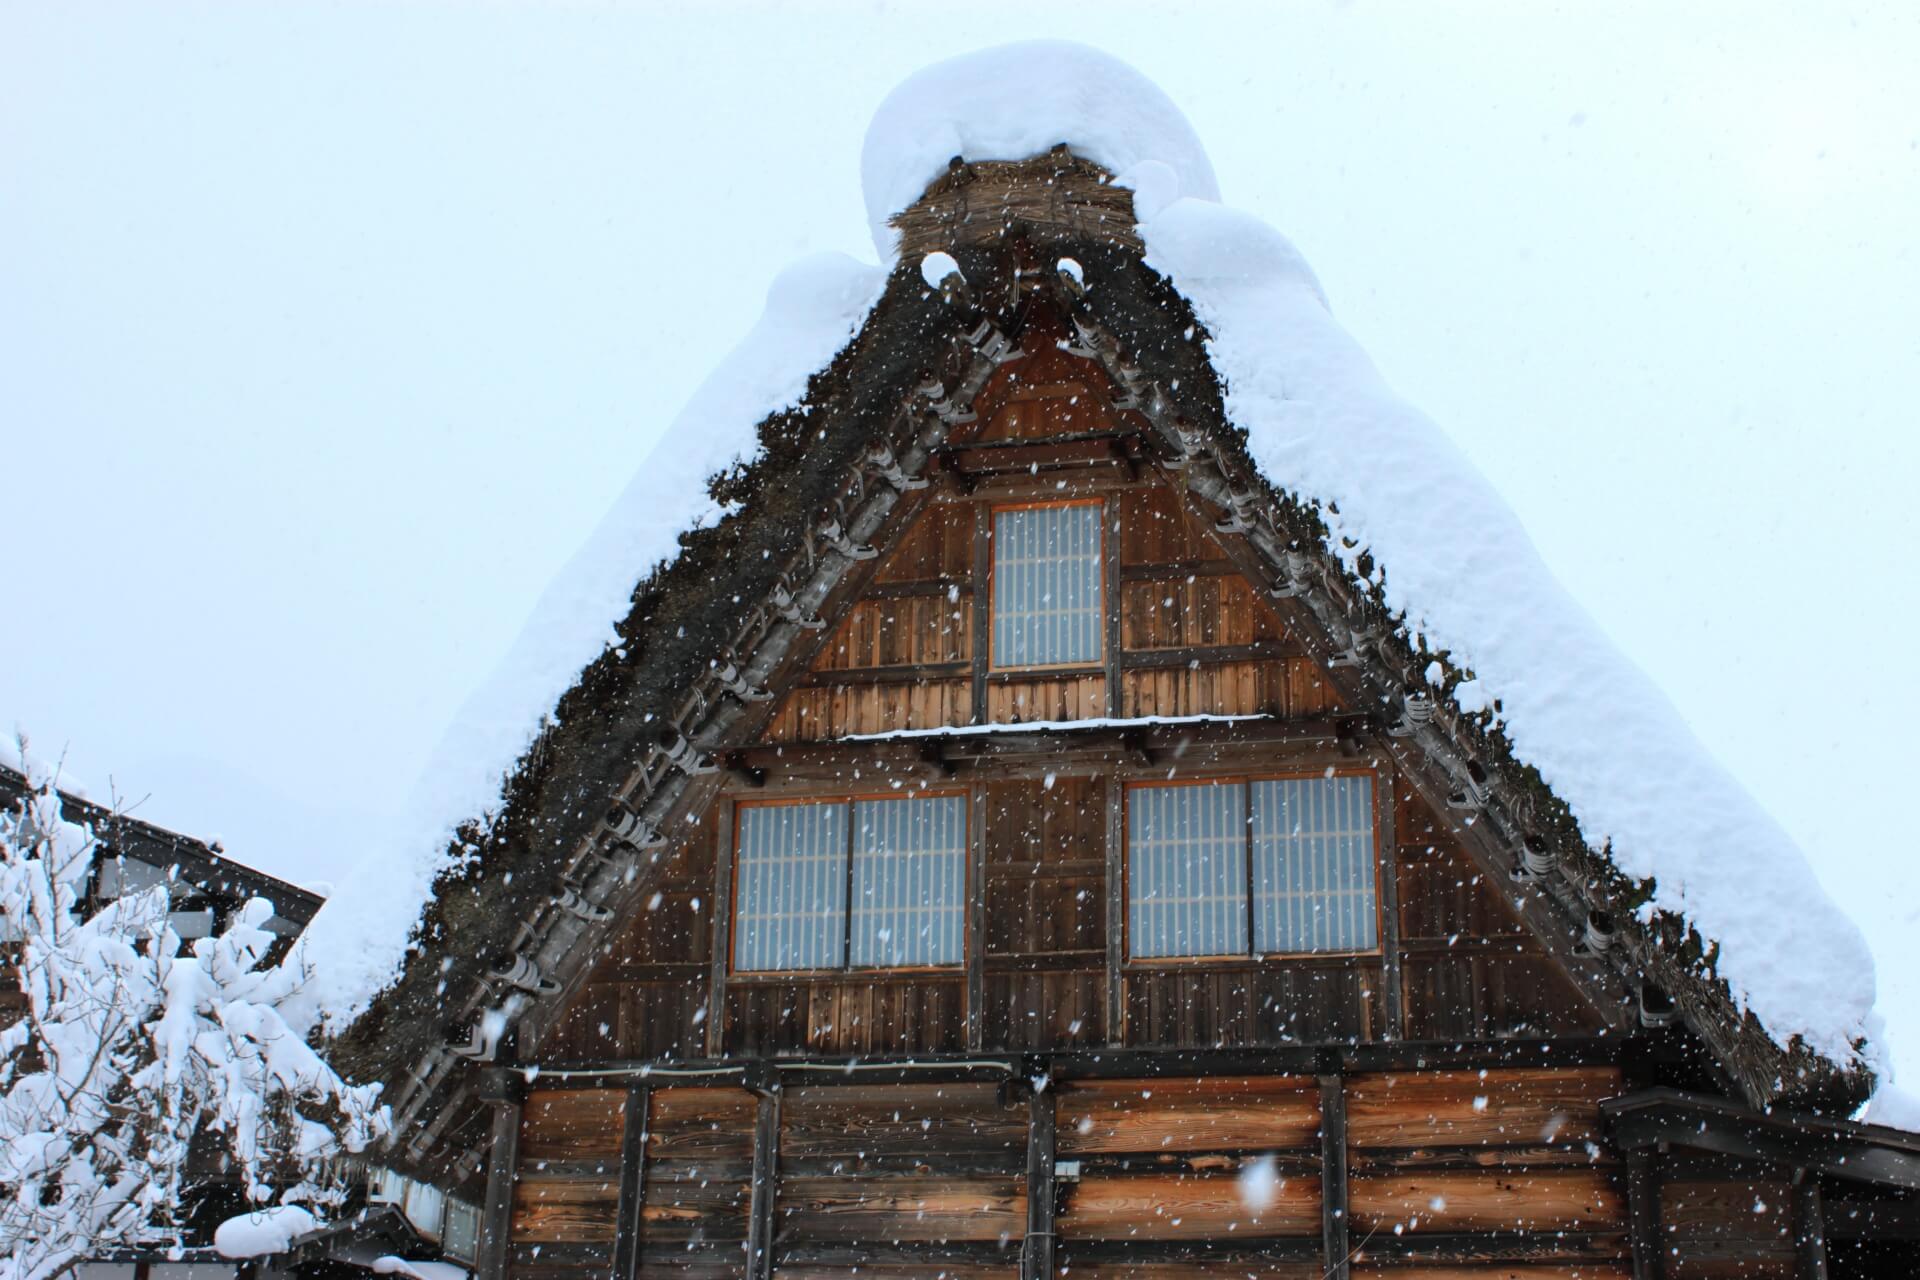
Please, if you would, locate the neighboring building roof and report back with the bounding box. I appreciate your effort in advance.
[312,43,1880,1143]
[0,761,322,948]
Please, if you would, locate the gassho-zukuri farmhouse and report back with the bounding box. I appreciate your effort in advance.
[169,39,1920,1280]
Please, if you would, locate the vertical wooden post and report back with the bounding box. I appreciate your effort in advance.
[1375,763,1403,1040]
[967,785,988,1051]
[1103,780,1125,1046]
[1793,1172,1830,1280]
[745,1082,781,1280]
[610,1083,652,1280]
[475,1064,526,1280]
[1101,499,1121,718]
[1318,1072,1349,1280]
[1022,1070,1058,1280]
[971,503,991,724]
[1626,1148,1665,1280]
[707,797,737,1058]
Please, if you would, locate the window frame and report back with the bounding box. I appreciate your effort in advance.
[1121,769,1385,967]
[728,789,972,979]
[986,497,1108,674]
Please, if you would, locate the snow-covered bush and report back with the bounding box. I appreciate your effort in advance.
[0,744,386,1280]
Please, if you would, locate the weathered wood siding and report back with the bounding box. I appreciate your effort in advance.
[775,1082,1025,1277]
[983,775,1108,1049]
[505,1068,1645,1278]
[543,809,719,1062]
[1056,1074,1323,1255]
[1395,781,1609,1042]
[641,1087,756,1278]
[1653,1150,1797,1279]
[511,1088,623,1280]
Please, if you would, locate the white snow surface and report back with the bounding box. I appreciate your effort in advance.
[213,1206,317,1259]
[309,41,1877,1079]
[860,40,1218,260]
[844,714,1264,742]
[299,252,885,1029]
[373,1258,469,1280]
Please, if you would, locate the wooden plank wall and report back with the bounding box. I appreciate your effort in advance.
[542,810,719,1062]
[507,1068,1646,1279]
[511,1088,624,1280]
[1654,1150,1796,1279]
[774,1082,1026,1278]
[638,1087,756,1279]
[1393,781,1606,1043]
[534,368,1602,1063]
[983,775,1109,1049]
[1345,1068,1628,1266]
[763,501,973,742]
[1055,1074,1323,1278]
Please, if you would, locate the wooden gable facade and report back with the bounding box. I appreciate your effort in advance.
[337,154,1920,1280]
[537,309,1607,1071]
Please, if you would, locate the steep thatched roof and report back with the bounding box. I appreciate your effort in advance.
[330,154,1870,1173]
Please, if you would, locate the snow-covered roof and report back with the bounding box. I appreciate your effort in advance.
[307,41,1878,1092]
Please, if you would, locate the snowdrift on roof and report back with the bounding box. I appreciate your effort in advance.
[860,40,1219,259]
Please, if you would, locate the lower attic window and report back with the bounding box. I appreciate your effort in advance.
[733,794,966,972]
[1127,773,1378,960]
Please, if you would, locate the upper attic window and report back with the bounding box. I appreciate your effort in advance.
[990,500,1104,670]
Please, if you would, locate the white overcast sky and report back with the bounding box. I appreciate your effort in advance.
[4,1,1917,1082]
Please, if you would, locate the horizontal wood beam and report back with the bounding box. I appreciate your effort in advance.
[938,432,1137,474]
[1054,1233,1629,1265]
[1118,557,1243,581]
[1117,639,1306,668]
[524,1036,1626,1087]
[730,715,1352,778]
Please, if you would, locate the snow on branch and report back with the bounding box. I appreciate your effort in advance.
[0,737,387,1280]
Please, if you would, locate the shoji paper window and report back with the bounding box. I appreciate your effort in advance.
[850,795,967,966]
[1128,782,1249,959]
[991,502,1104,668]
[1251,775,1377,953]
[733,802,848,972]
[733,795,966,972]
[1127,775,1377,959]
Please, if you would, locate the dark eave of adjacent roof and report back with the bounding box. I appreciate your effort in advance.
[0,762,322,928]
[1604,1088,1920,1191]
